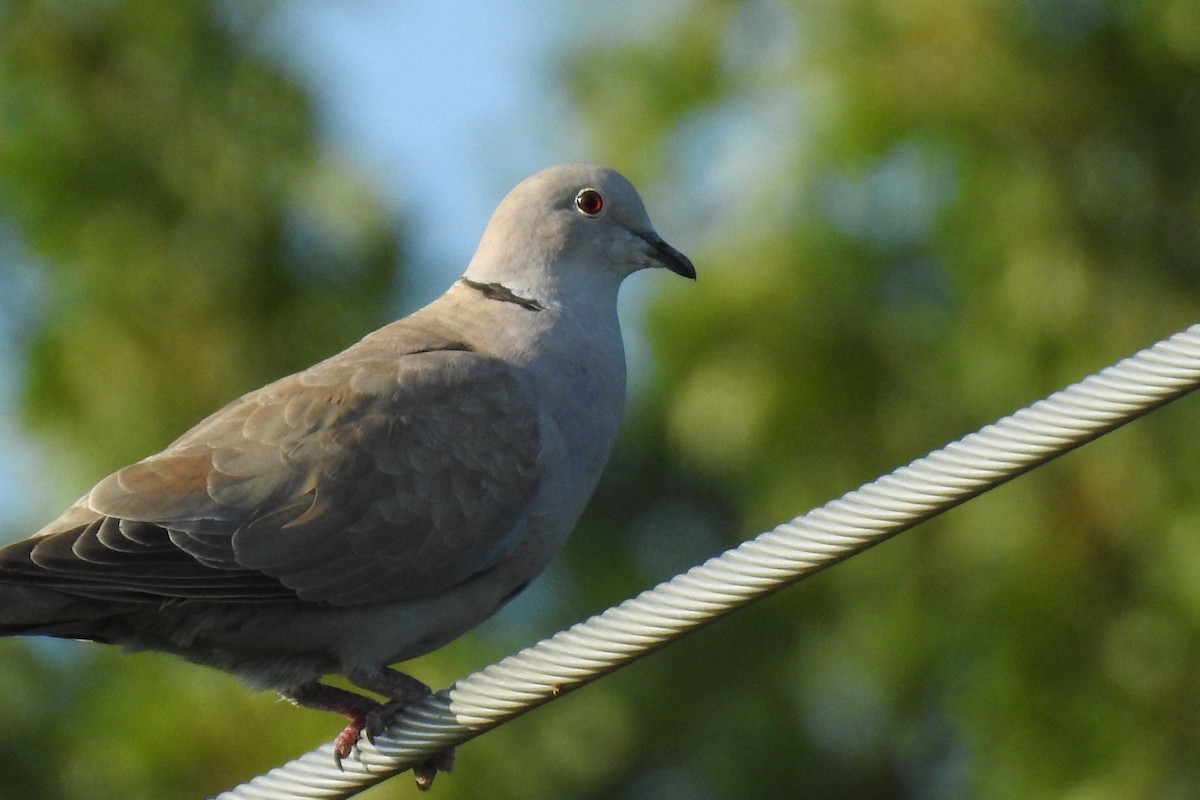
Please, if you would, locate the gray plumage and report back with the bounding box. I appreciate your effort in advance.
[0,163,694,785]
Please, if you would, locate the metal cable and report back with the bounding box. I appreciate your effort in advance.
[215,324,1200,799]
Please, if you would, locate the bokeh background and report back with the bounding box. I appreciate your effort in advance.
[2,0,1200,798]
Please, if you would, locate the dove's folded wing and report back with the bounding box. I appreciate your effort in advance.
[0,344,542,607]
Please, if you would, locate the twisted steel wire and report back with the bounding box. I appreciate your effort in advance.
[216,324,1200,799]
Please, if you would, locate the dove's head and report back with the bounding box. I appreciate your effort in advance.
[465,164,695,306]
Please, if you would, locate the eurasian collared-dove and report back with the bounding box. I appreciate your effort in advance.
[0,163,694,788]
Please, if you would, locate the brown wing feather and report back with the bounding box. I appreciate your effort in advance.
[0,334,542,608]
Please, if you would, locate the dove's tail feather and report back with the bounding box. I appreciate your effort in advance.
[0,582,118,642]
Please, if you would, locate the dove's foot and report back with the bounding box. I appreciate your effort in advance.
[285,670,455,787]
[352,667,456,791]
[332,715,368,769]
[358,698,456,790]
[284,682,380,769]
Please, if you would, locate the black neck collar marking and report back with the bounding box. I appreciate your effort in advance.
[460,278,545,312]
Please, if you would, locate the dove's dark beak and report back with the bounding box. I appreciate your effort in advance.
[642,232,697,280]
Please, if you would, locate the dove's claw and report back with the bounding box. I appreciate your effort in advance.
[332,715,367,770]
[364,697,405,742]
[413,748,457,791]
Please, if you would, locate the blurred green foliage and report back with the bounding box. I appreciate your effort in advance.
[564,1,1200,799]
[2,0,1200,799]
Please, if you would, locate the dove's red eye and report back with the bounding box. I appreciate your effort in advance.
[575,188,603,217]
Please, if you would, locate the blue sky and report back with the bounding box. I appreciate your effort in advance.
[267,0,585,295]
